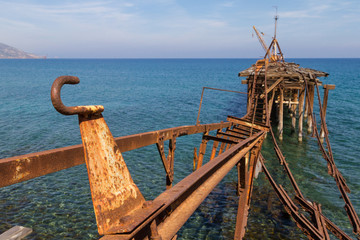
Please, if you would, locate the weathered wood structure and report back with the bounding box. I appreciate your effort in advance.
[239,61,331,141]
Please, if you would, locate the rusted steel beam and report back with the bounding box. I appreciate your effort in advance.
[298,87,305,141]
[267,123,353,239]
[167,138,175,188]
[308,78,360,235]
[232,126,254,135]
[262,77,283,97]
[0,145,85,188]
[269,127,304,198]
[237,157,246,195]
[227,115,268,131]
[291,90,298,129]
[306,84,315,133]
[295,196,352,240]
[249,97,259,136]
[234,138,265,239]
[196,131,210,170]
[278,86,284,140]
[78,113,146,235]
[101,131,265,239]
[0,121,231,188]
[155,132,265,240]
[209,130,222,161]
[260,155,324,240]
[225,129,248,139]
[234,182,249,239]
[217,141,226,156]
[156,137,175,189]
[202,134,238,145]
[313,203,330,240]
[115,122,232,153]
[192,147,198,171]
[217,131,247,140]
[320,85,335,139]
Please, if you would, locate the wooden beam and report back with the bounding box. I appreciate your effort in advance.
[227,116,269,132]
[298,88,305,141]
[307,85,315,133]
[291,90,298,129]
[265,77,283,95]
[278,87,284,140]
[320,85,335,139]
[323,84,335,90]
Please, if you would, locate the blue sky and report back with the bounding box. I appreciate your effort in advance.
[0,0,359,58]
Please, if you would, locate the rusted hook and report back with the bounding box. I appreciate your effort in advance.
[51,76,104,116]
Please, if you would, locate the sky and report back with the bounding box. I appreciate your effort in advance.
[0,0,359,58]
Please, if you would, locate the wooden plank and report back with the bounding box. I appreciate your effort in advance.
[0,226,32,240]
[265,77,283,94]
[227,116,268,132]
[323,84,335,90]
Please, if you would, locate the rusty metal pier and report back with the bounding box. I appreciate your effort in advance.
[1,25,360,239]
[1,75,267,239]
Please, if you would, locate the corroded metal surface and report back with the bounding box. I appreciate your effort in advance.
[78,113,146,235]
[0,122,231,188]
[51,76,104,116]
[1,42,358,240]
[47,75,267,239]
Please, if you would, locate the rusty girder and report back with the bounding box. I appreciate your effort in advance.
[46,76,266,239]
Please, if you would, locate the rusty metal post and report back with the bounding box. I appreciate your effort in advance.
[156,132,265,240]
[234,140,263,240]
[298,87,305,141]
[307,84,314,133]
[234,152,250,240]
[210,140,220,160]
[291,90,298,130]
[247,80,252,114]
[196,131,209,170]
[167,138,176,188]
[320,85,335,140]
[268,89,276,123]
[193,147,198,171]
[51,76,146,235]
[304,88,308,119]
[278,87,284,140]
[156,136,176,189]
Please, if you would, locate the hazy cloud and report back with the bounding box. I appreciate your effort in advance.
[0,0,359,57]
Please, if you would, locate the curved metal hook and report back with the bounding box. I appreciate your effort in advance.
[51,76,104,116]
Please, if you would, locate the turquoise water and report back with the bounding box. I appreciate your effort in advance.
[0,59,359,239]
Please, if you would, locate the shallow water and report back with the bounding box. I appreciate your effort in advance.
[0,58,359,239]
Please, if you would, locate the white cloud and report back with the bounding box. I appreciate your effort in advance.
[0,0,359,57]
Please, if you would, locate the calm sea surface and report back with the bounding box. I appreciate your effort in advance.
[0,58,359,239]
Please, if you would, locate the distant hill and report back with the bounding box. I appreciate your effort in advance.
[0,43,45,59]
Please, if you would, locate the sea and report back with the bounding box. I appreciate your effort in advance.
[0,58,359,239]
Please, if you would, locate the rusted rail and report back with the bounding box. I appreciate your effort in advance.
[0,121,231,188]
[266,125,353,239]
[49,76,266,239]
[301,74,360,236]
[2,49,359,240]
[238,50,359,239]
[196,86,247,125]
[1,75,265,239]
